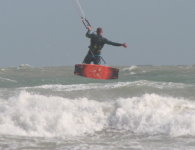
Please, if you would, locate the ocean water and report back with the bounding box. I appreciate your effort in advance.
[0,64,195,150]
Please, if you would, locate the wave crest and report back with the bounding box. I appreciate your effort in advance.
[1,92,195,137]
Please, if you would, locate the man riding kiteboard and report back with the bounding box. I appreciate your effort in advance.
[83,27,128,64]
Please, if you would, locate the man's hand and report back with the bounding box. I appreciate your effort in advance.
[88,26,92,31]
[122,43,128,48]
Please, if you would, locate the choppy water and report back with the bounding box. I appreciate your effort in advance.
[0,64,195,149]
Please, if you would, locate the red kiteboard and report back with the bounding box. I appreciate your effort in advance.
[74,64,119,80]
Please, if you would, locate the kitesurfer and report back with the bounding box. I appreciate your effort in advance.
[83,27,128,64]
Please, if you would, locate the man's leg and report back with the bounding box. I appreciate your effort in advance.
[93,56,101,65]
[83,55,92,64]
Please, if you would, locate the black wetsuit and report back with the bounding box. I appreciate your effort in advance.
[83,30,122,64]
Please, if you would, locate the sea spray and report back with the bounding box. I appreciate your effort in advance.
[111,94,195,136]
[1,91,195,137]
[0,91,110,137]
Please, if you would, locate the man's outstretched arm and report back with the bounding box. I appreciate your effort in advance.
[104,39,128,48]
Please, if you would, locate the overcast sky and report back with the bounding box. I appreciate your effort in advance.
[0,0,194,68]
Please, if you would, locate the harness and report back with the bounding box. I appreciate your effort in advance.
[89,34,104,56]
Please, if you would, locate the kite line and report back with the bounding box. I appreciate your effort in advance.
[71,0,91,29]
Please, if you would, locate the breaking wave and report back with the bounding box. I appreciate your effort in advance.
[0,91,195,137]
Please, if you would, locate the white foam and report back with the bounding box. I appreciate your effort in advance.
[0,91,110,137]
[16,64,34,70]
[122,65,145,74]
[25,81,191,92]
[111,94,195,136]
[122,65,138,71]
[1,92,195,137]
[24,83,125,92]
[19,64,33,68]
[0,77,17,82]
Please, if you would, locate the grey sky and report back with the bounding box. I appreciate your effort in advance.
[0,0,194,68]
